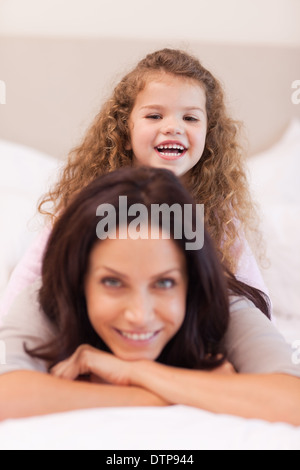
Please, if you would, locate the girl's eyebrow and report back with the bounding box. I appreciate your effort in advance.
[140,104,164,111]
[184,106,206,114]
[140,104,206,115]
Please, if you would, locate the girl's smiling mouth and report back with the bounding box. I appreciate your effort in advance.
[155,142,187,160]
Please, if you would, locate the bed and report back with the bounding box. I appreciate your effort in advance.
[0,37,299,450]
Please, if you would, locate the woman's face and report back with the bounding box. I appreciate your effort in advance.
[128,73,207,177]
[84,232,188,361]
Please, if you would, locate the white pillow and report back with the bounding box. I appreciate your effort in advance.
[247,119,300,332]
[0,140,59,296]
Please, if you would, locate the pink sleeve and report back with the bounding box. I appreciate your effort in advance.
[233,235,269,296]
[0,225,51,321]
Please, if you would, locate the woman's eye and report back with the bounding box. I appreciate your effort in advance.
[101,278,122,288]
[155,279,176,289]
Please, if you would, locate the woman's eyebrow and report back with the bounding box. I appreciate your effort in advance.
[150,268,182,280]
[94,266,182,279]
[95,266,130,279]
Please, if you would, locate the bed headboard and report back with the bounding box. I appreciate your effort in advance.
[0,36,299,159]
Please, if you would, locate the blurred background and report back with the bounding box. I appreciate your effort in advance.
[0,0,299,159]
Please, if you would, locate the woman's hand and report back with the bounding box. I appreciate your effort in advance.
[51,346,236,385]
[211,360,236,375]
[50,345,133,386]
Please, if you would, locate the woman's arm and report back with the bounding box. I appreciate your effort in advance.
[0,370,168,421]
[130,361,300,425]
[51,345,300,426]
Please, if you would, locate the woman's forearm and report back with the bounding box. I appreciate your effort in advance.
[0,370,167,421]
[130,361,300,425]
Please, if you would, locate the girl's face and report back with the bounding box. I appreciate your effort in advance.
[84,232,188,361]
[128,73,207,177]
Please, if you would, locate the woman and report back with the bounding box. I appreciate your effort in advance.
[0,167,299,424]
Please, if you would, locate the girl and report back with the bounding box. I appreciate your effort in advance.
[0,48,266,319]
[0,167,299,423]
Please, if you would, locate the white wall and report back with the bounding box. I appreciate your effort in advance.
[0,0,300,46]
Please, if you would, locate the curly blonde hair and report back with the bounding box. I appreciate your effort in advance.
[39,48,257,272]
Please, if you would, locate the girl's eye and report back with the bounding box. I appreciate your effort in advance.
[154,278,176,289]
[183,116,199,122]
[101,278,123,288]
[146,114,162,120]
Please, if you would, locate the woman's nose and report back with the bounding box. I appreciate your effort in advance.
[123,292,154,326]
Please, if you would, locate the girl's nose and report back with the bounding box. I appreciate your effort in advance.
[162,117,184,135]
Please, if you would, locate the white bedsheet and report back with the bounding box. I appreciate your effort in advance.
[0,406,299,450]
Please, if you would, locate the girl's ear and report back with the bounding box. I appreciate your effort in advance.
[125,140,132,151]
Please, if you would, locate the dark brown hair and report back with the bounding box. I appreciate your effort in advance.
[30,166,269,369]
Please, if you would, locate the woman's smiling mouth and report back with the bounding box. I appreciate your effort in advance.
[115,329,161,342]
